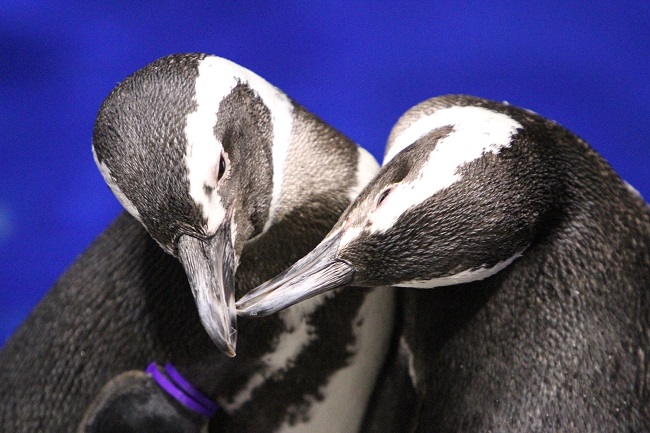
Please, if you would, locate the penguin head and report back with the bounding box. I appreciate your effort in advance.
[238,95,562,316]
[93,53,300,356]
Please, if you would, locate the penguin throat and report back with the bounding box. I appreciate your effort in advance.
[393,250,525,288]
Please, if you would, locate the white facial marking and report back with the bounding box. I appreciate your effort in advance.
[185,56,294,234]
[185,58,229,233]
[382,106,521,165]
[394,249,525,288]
[371,106,522,234]
[230,214,239,268]
[384,105,521,164]
[93,146,141,221]
[338,226,363,250]
[320,149,378,250]
[252,83,294,234]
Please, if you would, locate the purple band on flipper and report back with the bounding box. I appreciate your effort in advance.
[164,363,219,414]
[146,362,219,417]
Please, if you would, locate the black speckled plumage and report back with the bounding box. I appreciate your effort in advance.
[399,96,650,432]
[0,54,394,433]
[241,94,650,432]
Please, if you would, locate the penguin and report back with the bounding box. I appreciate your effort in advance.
[0,53,395,433]
[238,94,650,432]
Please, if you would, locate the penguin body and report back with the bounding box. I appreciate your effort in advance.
[239,95,650,431]
[1,54,394,433]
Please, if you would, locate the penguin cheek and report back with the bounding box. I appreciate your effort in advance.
[349,267,393,288]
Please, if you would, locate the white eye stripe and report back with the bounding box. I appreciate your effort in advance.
[384,105,521,164]
[368,106,522,235]
[184,56,294,234]
[184,58,229,233]
[93,147,141,222]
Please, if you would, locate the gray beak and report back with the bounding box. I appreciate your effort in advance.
[236,233,356,317]
[177,218,237,357]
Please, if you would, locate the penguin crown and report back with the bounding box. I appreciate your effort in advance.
[92,53,294,255]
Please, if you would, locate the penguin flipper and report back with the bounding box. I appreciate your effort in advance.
[77,371,207,433]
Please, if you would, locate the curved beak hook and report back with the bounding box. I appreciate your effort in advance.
[177,216,237,357]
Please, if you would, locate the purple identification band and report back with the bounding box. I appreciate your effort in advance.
[164,363,220,414]
[146,362,219,417]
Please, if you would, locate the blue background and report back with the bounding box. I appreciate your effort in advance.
[1,2,648,344]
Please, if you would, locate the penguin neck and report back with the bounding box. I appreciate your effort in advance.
[237,105,367,291]
[405,127,650,376]
[180,108,389,432]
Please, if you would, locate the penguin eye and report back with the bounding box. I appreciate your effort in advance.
[217,153,227,181]
[375,186,394,208]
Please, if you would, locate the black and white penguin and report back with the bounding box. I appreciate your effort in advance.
[238,94,650,432]
[0,53,394,433]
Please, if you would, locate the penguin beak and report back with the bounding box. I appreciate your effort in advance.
[177,217,237,357]
[236,232,355,317]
